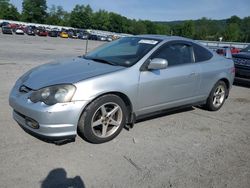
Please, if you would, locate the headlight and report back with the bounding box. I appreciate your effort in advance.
[29,84,76,105]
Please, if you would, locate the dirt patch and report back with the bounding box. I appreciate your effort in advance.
[233,98,250,103]
[196,127,211,132]
[0,63,17,65]
[42,48,56,51]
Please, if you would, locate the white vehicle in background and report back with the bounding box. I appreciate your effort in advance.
[99,35,107,41]
[15,28,24,35]
[107,36,113,42]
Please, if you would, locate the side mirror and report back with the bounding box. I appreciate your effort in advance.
[148,58,168,70]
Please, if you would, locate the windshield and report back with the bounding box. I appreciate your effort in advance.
[241,45,250,52]
[84,37,161,67]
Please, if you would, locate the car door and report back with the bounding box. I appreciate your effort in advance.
[137,41,201,115]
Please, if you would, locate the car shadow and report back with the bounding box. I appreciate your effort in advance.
[233,79,250,88]
[19,124,76,146]
[41,168,85,188]
[135,106,195,123]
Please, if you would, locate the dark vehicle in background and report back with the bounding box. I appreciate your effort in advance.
[37,29,48,37]
[88,34,98,40]
[1,26,12,34]
[78,31,88,40]
[48,30,59,37]
[68,30,78,39]
[232,45,250,81]
[26,29,35,35]
[78,32,88,40]
[97,35,107,41]
[87,34,112,41]
[216,46,240,55]
[25,26,36,36]
[0,21,10,27]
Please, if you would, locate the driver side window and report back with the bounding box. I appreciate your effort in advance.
[152,43,194,66]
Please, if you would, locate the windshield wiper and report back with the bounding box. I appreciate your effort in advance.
[88,57,117,66]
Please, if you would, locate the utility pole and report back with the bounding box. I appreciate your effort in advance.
[85,34,89,55]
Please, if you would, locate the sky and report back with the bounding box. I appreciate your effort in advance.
[10,0,250,21]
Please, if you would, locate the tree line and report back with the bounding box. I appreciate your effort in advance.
[0,0,249,42]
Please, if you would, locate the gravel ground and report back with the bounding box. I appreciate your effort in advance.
[0,33,249,188]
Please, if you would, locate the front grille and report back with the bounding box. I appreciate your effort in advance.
[233,58,250,67]
[19,85,32,93]
[14,110,39,129]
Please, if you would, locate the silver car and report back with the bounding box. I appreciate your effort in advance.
[9,35,235,144]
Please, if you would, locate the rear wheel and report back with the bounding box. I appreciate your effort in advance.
[205,81,227,111]
[78,94,127,144]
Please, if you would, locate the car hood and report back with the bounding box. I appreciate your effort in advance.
[20,57,125,90]
[233,52,250,59]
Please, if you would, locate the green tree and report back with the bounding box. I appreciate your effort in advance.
[46,5,68,26]
[227,15,241,25]
[60,11,70,26]
[225,15,241,41]
[22,0,47,23]
[155,24,170,35]
[142,20,157,34]
[120,16,131,33]
[171,24,183,36]
[92,10,110,30]
[194,17,209,40]
[131,20,147,34]
[70,4,93,28]
[241,16,250,42]
[108,12,127,33]
[224,23,240,42]
[0,0,9,18]
[181,20,195,38]
[1,1,245,42]
[0,0,20,20]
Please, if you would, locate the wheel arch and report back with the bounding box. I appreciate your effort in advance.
[78,91,134,126]
[220,78,230,89]
[105,91,133,114]
[219,78,230,98]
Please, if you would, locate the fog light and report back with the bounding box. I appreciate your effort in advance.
[25,118,39,129]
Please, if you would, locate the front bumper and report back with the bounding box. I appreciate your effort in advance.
[235,66,250,80]
[9,85,89,141]
[3,31,12,34]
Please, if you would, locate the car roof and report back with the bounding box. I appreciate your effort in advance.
[135,34,190,41]
[134,34,213,51]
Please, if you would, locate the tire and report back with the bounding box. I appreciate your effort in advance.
[78,94,127,144]
[205,81,227,111]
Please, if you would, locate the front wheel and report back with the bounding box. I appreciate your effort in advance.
[78,94,127,144]
[205,81,227,111]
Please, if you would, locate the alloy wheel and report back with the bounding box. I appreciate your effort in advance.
[91,102,123,138]
[212,85,225,108]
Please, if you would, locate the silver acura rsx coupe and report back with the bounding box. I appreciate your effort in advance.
[9,35,235,144]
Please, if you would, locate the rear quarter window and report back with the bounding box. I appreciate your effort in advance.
[193,43,213,62]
